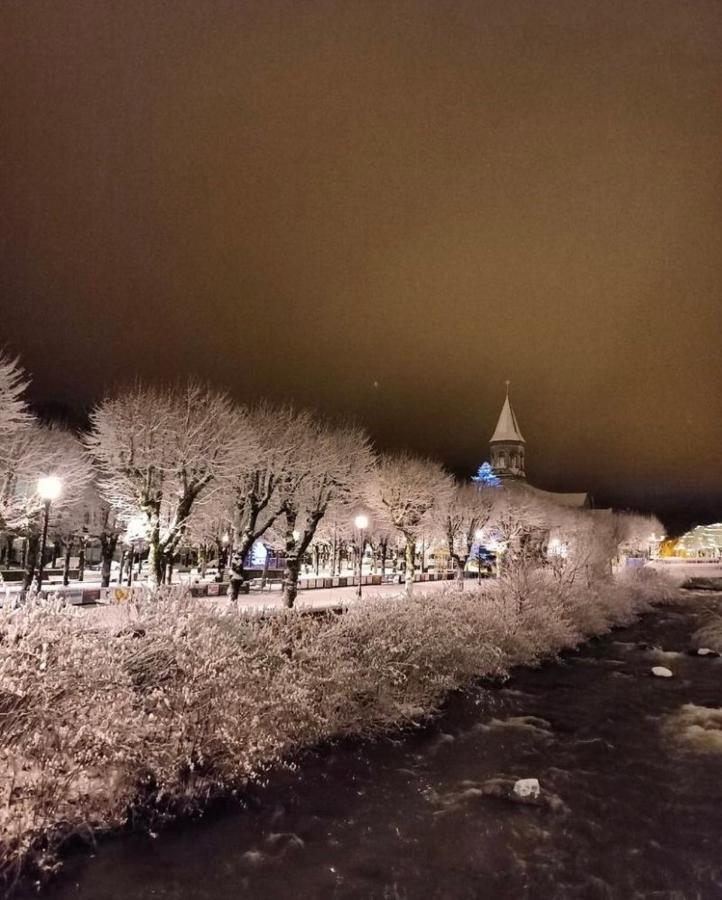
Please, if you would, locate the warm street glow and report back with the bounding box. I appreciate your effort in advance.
[354,514,369,530]
[125,515,148,542]
[37,475,62,501]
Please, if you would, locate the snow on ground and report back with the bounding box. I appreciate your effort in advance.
[649,560,722,580]
[71,578,451,629]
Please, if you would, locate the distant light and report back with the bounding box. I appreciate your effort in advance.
[292,529,300,541]
[222,532,230,544]
[126,515,148,541]
[475,529,484,541]
[355,514,369,530]
[37,476,62,501]
[548,537,567,557]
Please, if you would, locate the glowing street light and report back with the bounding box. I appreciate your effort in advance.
[36,476,62,591]
[354,514,369,598]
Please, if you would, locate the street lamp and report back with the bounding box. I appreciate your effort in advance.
[37,476,62,591]
[354,514,369,598]
[220,531,230,580]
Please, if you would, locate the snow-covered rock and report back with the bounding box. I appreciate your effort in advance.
[696,648,720,658]
[651,666,674,678]
[512,777,541,800]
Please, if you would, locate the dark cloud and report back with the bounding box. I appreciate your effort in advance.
[1,0,720,534]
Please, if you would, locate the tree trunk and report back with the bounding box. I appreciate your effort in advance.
[144,505,163,588]
[260,547,270,589]
[62,541,73,586]
[282,554,301,608]
[78,537,87,581]
[455,556,465,588]
[147,537,164,587]
[280,509,324,607]
[281,509,299,607]
[23,533,40,589]
[100,534,117,588]
[404,537,416,595]
[215,540,226,581]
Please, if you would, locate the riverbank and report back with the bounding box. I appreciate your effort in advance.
[0,569,680,892]
[38,589,721,900]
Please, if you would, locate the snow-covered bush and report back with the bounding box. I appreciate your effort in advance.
[0,568,680,887]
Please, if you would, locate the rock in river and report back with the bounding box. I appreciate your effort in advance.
[651,666,674,678]
[513,778,541,801]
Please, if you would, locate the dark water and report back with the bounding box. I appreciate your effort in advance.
[37,599,722,899]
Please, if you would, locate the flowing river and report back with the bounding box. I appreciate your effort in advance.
[34,596,722,899]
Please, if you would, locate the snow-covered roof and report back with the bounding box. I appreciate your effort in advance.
[522,483,590,509]
[490,393,525,444]
[677,523,722,550]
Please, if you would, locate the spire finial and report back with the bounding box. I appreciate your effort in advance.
[505,379,510,396]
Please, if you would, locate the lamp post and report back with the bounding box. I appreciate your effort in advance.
[354,514,368,599]
[219,531,230,581]
[36,476,62,591]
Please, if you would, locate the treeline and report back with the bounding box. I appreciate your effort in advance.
[0,353,661,604]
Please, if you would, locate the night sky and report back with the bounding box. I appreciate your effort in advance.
[1,1,720,534]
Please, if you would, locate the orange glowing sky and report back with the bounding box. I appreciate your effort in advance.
[1,0,721,532]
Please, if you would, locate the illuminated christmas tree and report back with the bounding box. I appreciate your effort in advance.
[471,461,501,487]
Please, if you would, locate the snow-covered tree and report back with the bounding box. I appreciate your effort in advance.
[436,481,496,586]
[226,404,313,584]
[86,381,254,587]
[486,483,551,574]
[60,482,127,587]
[366,452,453,595]
[0,352,30,457]
[185,496,233,580]
[0,353,33,533]
[0,425,93,586]
[279,419,374,607]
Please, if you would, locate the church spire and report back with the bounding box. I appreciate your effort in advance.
[489,383,526,479]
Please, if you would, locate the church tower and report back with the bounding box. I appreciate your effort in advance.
[489,382,526,480]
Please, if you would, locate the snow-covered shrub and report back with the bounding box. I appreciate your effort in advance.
[0,568,681,886]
